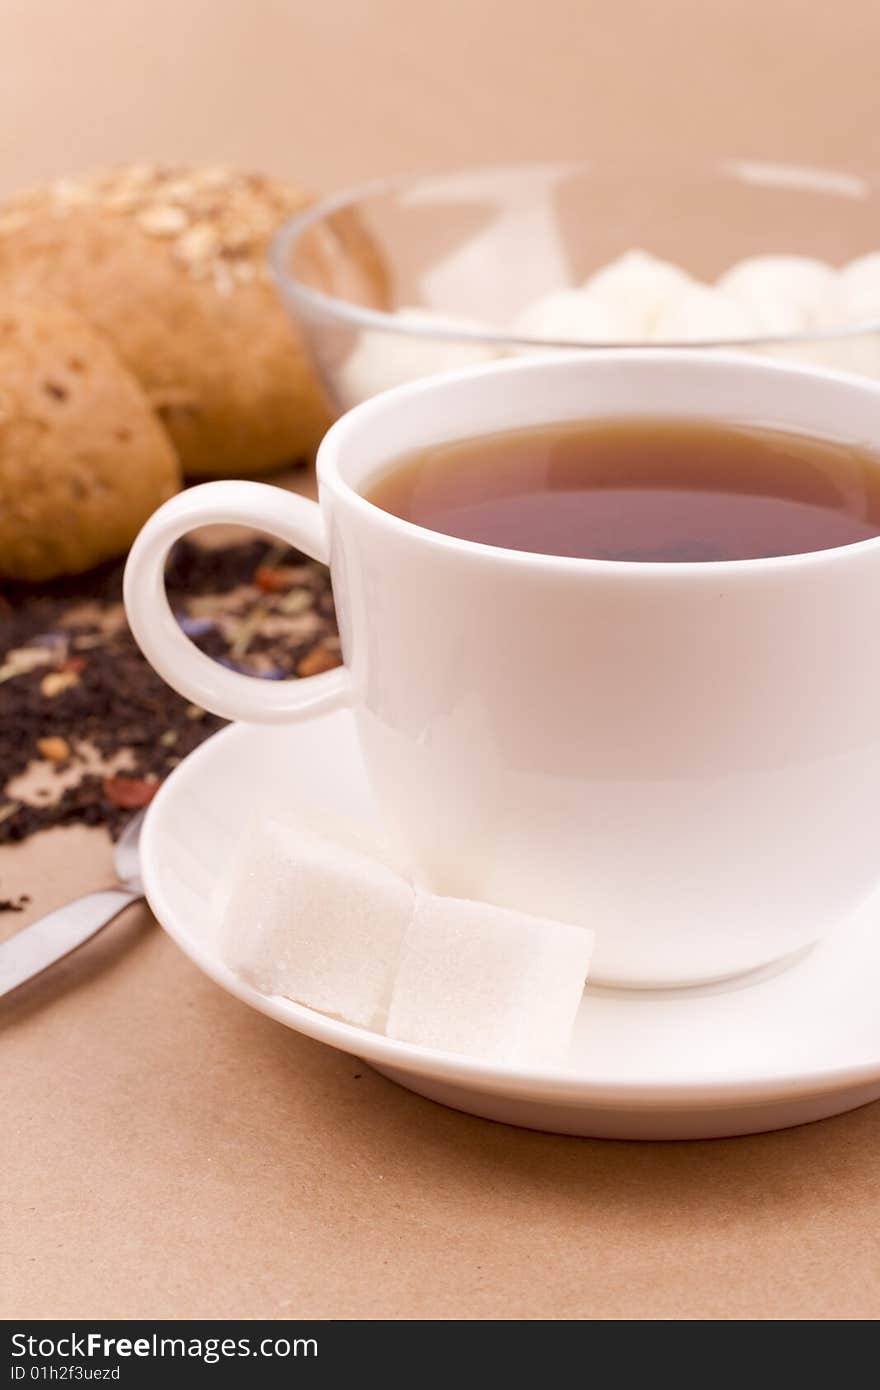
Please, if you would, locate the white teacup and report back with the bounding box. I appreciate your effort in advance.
[125,350,880,987]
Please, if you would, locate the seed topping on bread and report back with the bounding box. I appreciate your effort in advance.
[0,164,308,296]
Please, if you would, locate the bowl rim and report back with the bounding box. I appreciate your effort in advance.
[268,158,880,349]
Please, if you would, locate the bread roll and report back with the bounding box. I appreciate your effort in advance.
[0,166,387,476]
[0,295,180,581]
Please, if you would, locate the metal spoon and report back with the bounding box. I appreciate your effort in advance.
[0,810,146,997]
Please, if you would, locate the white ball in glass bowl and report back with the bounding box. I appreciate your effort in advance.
[814,252,880,328]
[510,287,640,349]
[756,251,878,378]
[652,283,761,342]
[335,307,500,408]
[583,249,692,334]
[717,255,836,333]
[793,253,880,378]
[833,252,880,320]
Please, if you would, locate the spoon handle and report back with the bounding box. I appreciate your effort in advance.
[0,888,142,997]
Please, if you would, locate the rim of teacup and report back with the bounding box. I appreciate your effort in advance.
[315,347,880,575]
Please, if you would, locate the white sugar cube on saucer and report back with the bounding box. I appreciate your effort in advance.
[386,895,595,1064]
[221,815,414,1029]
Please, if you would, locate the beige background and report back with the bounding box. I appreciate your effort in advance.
[3,0,880,1322]
[1,0,878,196]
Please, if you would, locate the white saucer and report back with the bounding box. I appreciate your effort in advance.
[140,711,880,1141]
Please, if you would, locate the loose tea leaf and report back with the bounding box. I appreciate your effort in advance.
[0,538,339,846]
[0,892,30,914]
[102,776,160,810]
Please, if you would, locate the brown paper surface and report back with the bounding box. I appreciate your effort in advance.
[3,0,880,1321]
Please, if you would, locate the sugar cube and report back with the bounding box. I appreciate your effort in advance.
[583,249,692,334]
[790,253,880,377]
[221,814,414,1029]
[510,287,637,347]
[838,252,880,316]
[717,254,836,332]
[386,895,594,1064]
[652,282,760,342]
[336,307,498,408]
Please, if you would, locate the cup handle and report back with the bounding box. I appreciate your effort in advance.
[123,480,351,724]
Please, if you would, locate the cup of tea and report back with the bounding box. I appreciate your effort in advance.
[124,350,880,987]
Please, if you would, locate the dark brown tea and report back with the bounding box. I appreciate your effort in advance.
[365,418,880,562]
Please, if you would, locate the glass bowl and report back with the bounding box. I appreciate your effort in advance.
[270,160,880,413]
